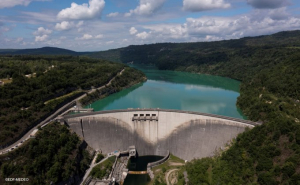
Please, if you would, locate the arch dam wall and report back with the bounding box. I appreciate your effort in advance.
[63,109,259,161]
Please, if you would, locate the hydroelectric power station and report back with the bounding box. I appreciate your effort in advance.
[62,109,258,161]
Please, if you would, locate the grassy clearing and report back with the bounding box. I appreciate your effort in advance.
[89,156,116,179]
[149,154,186,185]
[152,154,185,172]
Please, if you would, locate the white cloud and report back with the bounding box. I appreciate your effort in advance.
[3,0,299,52]
[15,37,24,43]
[78,28,83,32]
[82,34,93,40]
[107,12,119,18]
[76,33,102,40]
[77,34,93,40]
[95,34,103,39]
[247,0,290,9]
[0,25,10,33]
[106,40,114,44]
[45,38,62,46]
[205,35,222,41]
[125,0,166,17]
[129,27,138,35]
[33,27,52,35]
[77,21,84,27]
[0,0,50,9]
[57,0,105,20]
[136,31,150,39]
[144,24,187,39]
[55,21,75,31]
[135,10,300,44]
[55,21,84,31]
[182,14,300,40]
[35,34,48,42]
[183,0,231,12]
[20,11,56,23]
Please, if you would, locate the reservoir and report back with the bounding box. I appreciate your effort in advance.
[89,65,246,119]
[83,65,247,184]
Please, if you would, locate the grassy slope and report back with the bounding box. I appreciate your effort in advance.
[89,156,116,179]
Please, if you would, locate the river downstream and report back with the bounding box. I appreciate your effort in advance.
[89,65,246,119]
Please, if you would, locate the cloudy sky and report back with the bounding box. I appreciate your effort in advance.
[0,0,300,51]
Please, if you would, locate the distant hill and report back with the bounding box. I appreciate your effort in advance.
[0,49,20,53]
[84,30,300,79]
[2,30,300,63]
[0,47,89,56]
[85,30,300,62]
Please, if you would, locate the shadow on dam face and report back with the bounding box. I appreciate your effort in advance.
[64,110,256,161]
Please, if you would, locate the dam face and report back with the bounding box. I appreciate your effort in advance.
[63,109,257,160]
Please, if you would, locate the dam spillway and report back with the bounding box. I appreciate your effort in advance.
[63,109,258,160]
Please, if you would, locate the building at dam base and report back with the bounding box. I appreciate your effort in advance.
[63,109,258,161]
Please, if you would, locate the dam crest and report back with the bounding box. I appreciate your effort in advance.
[62,109,259,160]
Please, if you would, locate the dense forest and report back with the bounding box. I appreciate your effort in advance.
[0,55,146,184]
[84,30,300,68]
[0,122,92,185]
[0,56,145,148]
[90,31,300,184]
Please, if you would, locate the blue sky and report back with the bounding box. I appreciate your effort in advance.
[0,0,300,51]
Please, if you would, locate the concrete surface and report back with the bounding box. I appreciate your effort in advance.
[63,109,257,161]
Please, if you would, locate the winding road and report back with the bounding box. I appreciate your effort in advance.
[0,68,125,155]
[80,152,109,185]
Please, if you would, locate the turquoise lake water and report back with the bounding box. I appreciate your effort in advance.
[89,65,246,119]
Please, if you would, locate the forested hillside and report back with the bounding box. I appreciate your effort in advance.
[86,30,300,72]
[0,56,145,148]
[186,56,300,184]
[90,30,300,184]
[0,122,92,185]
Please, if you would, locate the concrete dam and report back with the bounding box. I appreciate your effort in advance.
[63,109,258,161]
